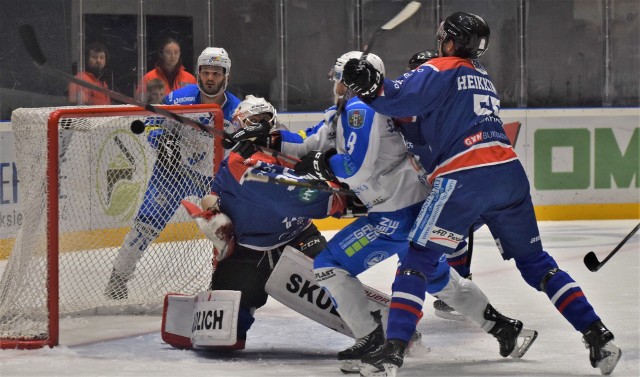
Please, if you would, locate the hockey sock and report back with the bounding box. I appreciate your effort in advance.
[386,243,444,342]
[541,269,599,332]
[433,268,493,331]
[446,240,470,278]
[112,221,160,278]
[516,252,599,332]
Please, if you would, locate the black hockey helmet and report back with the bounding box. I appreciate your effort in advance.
[437,12,490,59]
[407,50,438,70]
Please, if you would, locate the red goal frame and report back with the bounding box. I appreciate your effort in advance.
[0,104,224,349]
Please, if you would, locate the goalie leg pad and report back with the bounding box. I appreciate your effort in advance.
[161,290,244,350]
[265,246,390,338]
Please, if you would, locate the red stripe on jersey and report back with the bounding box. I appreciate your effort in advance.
[428,143,517,184]
[557,291,585,313]
[427,57,475,72]
[390,302,423,317]
[227,151,279,182]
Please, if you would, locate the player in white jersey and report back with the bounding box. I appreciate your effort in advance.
[105,47,240,300]
[281,51,536,374]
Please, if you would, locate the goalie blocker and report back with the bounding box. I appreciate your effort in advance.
[161,247,391,349]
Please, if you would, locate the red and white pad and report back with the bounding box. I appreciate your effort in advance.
[265,246,390,338]
[161,290,242,350]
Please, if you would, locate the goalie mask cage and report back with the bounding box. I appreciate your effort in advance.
[0,104,224,349]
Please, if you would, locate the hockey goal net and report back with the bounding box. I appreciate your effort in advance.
[0,104,224,349]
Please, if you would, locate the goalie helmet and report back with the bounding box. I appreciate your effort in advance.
[437,12,490,59]
[329,51,385,83]
[231,95,277,132]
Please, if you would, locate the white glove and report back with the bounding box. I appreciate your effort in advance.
[181,194,235,264]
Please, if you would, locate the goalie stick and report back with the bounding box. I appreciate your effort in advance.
[583,222,639,272]
[330,1,421,129]
[18,24,300,168]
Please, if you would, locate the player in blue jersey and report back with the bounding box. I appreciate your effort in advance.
[180,95,346,350]
[105,47,241,300]
[285,51,536,373]
[342,12,621,376]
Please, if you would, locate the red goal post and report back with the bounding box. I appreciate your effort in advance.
[0,104,224,349]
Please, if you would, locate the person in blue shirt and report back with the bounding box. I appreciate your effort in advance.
[342,12,621,376]
[105,47,241,300]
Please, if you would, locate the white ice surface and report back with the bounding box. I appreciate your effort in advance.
[0,220,638,377]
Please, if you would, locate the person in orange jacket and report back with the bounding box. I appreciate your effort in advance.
[137,37,196,101]
[68,42,112,105]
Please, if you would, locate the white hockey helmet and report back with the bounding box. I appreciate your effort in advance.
[329,51,385,83]
[231,95,278,132]
[197,47,231,76]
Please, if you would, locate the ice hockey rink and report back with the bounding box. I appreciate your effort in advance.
[0,219,638,377]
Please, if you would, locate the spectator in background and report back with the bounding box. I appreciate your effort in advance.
[145,78,165,104]
[137,37,196,101]
[68,42,111,105]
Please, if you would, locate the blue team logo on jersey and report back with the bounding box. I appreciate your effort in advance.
[364,251,389,269]
[347,109,366,129]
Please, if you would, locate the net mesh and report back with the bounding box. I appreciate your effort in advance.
[0,105,223,345]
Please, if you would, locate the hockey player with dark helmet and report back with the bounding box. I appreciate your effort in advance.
[343,10,621,377]
[436,12,490,59]
[406,50,438,71]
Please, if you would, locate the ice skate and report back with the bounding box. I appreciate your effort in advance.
[582,320,621,375]
[338,324,385,374]
[433,299,465,321]
[104,269,129,300]
[485,304,537,358]
[359,339,406,377]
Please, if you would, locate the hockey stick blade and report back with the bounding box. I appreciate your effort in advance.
[335,1,421,128]
[18,24,300,167]
[380,1,422,31]
[244,171,356,196]
[363,1,422,56]
[584,222,640,272]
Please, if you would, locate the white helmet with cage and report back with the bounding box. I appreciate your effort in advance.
[329,51,385,83]
[329,51,385,102]
[197,47,231,98]
[231,95,278,132]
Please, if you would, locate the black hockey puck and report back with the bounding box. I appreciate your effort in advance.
[130,120,146,135]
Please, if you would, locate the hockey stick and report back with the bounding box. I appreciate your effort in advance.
[243,171,356,196]
[18,24,300,167]
[583,222,640,272]
[331,1,421,128]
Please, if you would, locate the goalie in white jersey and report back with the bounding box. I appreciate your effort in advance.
[280,51,536,374]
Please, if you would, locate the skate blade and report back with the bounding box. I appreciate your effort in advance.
[509,328,538,359]
[339,359,361,374]
[433,308,466,321]
[359,363,398,377]
[597,341,621,375]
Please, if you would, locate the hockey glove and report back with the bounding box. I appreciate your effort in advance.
[293,148,338,182]
[181,194,235,266]
[223,118,273,149]
[342,58,383,101]
[156,132,182,173]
